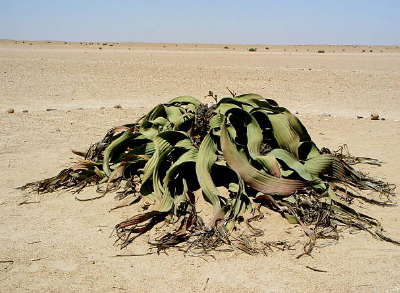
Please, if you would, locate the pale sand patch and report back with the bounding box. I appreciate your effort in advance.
[0,42,399,293]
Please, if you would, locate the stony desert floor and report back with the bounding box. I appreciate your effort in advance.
[0,40,399,292]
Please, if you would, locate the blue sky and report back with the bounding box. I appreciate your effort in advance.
[0,0,399,45]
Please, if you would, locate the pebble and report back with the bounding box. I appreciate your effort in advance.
[22,110,29,113]
[114,104,122,109]
[380,117,386,121]
[6,108,14,113]
[370,113,380,120]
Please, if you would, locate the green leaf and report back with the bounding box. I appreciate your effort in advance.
[221,118,308,196]
[140,131,188,198]
[304,154,345,178]
[102,130,139,177]
[167,96,202,107]
[268,149,313,181]
[196,134,221,213]
[267,113,300,158]
[226,108,281,177]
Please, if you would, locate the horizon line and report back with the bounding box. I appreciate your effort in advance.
[1,39,399,47]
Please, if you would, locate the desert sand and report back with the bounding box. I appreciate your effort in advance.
[0,40,399,293]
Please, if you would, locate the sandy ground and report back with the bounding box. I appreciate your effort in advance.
[0,41,399,292]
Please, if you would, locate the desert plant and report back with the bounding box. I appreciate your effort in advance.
[318,50,325,53]
[248,48,257,52]
[22,94,398,255]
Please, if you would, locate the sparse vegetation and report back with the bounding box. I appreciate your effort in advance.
[248,48,257,52]
[318,50,325,53]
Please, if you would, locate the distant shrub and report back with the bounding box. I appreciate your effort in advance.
[265,47,269,50]
[318,50,325,53]
[362,50,365,52]
[370,50,373,52]
[248,48,257,52]
[223,46,229,49]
